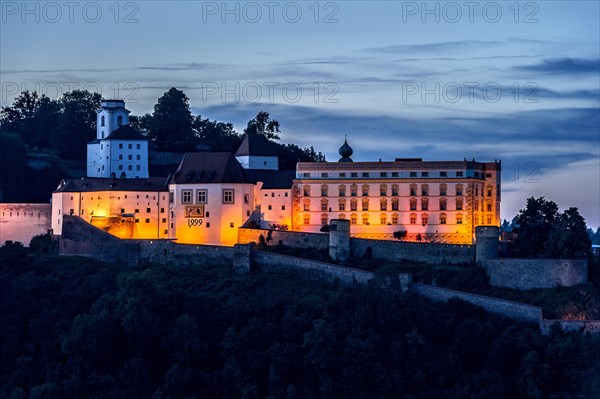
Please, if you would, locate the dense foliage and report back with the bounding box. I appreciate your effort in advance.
[512,197,591,258]
[1,246,599,398]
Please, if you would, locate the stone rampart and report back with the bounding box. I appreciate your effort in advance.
[253,251,374,286]
[238,228,328,249]
[59,216,139,265]
[0,203,52,246]
[487,258,588,289]
[137,240,234,266]
[351,238,474,265]
[411,283,543,323]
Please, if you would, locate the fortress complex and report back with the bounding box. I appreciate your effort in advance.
[51,100,501,246]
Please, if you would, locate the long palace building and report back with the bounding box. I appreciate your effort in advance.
[52,100,500,246]
[293,139,501,244]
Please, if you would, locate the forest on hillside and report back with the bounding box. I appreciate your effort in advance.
[1,242,599,399]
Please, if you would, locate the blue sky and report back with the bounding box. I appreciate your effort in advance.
[1,1,599,227]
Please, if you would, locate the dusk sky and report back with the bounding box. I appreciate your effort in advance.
[1,1,599,227]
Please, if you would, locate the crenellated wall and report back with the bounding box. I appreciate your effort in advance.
[0,204,52,246]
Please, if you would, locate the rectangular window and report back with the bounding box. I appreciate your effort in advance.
[339,203,346,211]
[410,188,417,196]
[321,202,328,211]
[223,189,234,204]
[456,171,464,177]
[422,215,429,225]
[128,154,132,160]
[391,201,399,211]
[362,216,369,225]
[160,208,165,213]
[410,216,416,224]
[119,154,123,160]
[351,172,358,177]
[182,190,192,204]
[119,144,123,149]
[362,201,369,211]
[350,202,357,211]
[351,216,357,225]
[486,173,492,178]
[487,217,492,224]
[196,190,207,204]
[244,194,249,204]
[136,165,140,171]
[146,208,151,213]
[206,222,210,228]
[380,172,387,177]
[128,144,132,149]
[303,172,310,178]
[169,192,174,203]
[392,172,399,177]
[137,144,141,149]
[282,205,285,210]
[440,215,446,224]
[422,172,429,177]
[410,172,417,177]
[487,188,493,197]
[362,172,370,177]
[487,203,492,212]
[440,171,447,177]
[268,205,272,210]
[304,215,310,225]
[380,216,387,225]
[137,155,141,160]
[339,173,346,177]
[303,203,310,211]
[392,215,398,224]
[456,215,463,224]
[134,209,139,213]
[321,172,328,178]
[380,201,387,211]
[161,218,167,223]
[128,165,132,171]
[392,188,398,196]
[145,218,150,223]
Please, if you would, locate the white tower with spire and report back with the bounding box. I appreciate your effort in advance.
[87,100,149,178]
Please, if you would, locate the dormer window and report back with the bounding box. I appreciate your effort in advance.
[117,115,123,126]
[101,115,105,126]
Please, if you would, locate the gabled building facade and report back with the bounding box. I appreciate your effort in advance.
[168,152,256,245]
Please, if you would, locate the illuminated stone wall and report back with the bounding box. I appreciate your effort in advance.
[0,204,52,246]
[253,251,374,286]
[486,258,588,289]
[350,238,474,265]
[237,227,328,249]
[411,283,543,323]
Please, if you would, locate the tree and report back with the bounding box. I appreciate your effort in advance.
[512,197,559,257]
[0,132,28,201]
[150,88,194,142]
[58,90,102,159]
[192,116,241,151]
[244,111,280,140]
[128,113,153,137]
[545,207,591,258]
[0,91,60,149]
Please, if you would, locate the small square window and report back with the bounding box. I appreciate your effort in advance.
[303,173,310,177]
[362,172,369,177]
[351,172,358,177]
[145,218,150,223]
[380,172,387,177]
[410,172,417,177]
[321,173,328,177]
[392,172,399,177]
[422,172,429,177]
[146,208,151,213]
[339,173,346,177]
